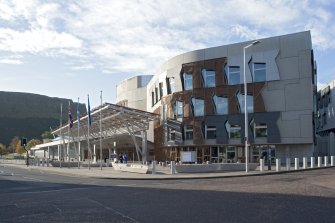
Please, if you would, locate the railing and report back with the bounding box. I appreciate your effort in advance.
[259,156,335,172]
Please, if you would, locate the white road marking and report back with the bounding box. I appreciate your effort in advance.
[23,176,44,182]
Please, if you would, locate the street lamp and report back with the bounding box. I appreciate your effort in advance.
[244,40,261,173]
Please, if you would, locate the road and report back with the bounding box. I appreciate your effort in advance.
[0,165,334,223]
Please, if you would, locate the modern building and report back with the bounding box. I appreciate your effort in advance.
[116,31,317,163]
[316,80,335,156]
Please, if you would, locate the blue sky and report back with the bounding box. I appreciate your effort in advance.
[0,0,335,108]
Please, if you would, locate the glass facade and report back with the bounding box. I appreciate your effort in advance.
[236,91,253,113]
[206,126,216,139]
[228,66,240,85]
[213,95,228,115]
[175,101,183,121]
[253,63,266,82]
[191,98,204,116]
[183,72,193,90]
[202,69,216,87]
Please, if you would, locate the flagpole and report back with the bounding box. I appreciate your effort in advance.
[59,103,62,168]
[77,97,80,169]
[100,90,102,170]
[87,94,91,170]
[67,101,71,166]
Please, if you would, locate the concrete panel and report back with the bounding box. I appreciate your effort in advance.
[285,78,313,111]
[278,119,300,138]
[299,50,312,78]
[167,54,184,70]
[277,57,300,80]
[266,79,299,91]
[261,88,285,111]
[279,31,312,58]
[281,110,310,121]
[183,49,205,64]
[204,45,228,60]
[300,114,313,138]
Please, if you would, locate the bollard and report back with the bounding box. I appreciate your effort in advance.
[318,156,322,167]
[151,161,156,175]
[276,159,281,172]
[311,157,315,168]
[37,158,40,166]
[260,159,264,172]
[295,158,299,170]
[42,158,45,167]
[324,156,328,167]
[170,161,176,174]
[331,156,334,167]
[47,158,49,167]
[303,157,307,169]
[286,158,291,171]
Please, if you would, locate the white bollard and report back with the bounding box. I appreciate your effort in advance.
[38,158,40,166]
[151,161,156,175]
[295,158,299,170]
[303,157,307,169]
[170,161,176,174]
[260,159,264,172]
[318,156,322,167]
[324,156,328,167]
[276,159,281,172]
[311,157,315,168]
[331,156,334,166]
[286,158,291,171]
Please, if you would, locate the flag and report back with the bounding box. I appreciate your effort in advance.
[68,103,74,128]
[88,95,91,127]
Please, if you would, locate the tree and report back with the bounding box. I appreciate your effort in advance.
[0,143,7,156]
[15,141,25,154]
[26,139,41,150]
[8,136,20,154]
[41,131,53,140]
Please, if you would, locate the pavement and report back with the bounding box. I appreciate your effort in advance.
[1,161,334,180]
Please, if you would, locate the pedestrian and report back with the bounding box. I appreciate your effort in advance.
[123,153,128,164]
[119,154,123,163]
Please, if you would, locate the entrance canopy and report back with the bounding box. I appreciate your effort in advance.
[52,103,159,140]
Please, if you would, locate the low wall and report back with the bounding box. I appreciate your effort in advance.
[113,163,148,174]
[175,163,258,173]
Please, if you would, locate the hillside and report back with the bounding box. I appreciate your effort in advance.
[0,91,87,146]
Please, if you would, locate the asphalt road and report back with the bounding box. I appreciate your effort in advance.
[0,165,334,223]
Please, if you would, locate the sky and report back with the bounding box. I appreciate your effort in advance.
[1,0,335,108]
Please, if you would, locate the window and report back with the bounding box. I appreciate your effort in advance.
[225,121,241,138]
[254,123,267,137]
[151,92,155,106]
[159,82,163,100]
[230,125,241,138]
[166,77,175,94]
[206,126,216,139]
[155,87,158,103]
[236,91,253,113]
[228,66,240,85]
[191,98,204,116]
[170,129,176,141]
[253,63,266,82]
[184,126,193,140]
[175,101,183,121]
[202,69,215,87]
[213,95,228,115]
[183,72,193,90]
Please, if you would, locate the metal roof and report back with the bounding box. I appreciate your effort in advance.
[52,103,159,140]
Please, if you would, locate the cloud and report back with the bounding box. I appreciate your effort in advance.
[0,28,82,53]
[1,0,335,77]
[0,58,23,64]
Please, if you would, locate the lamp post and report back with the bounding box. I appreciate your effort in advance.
[244,40,260,173]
